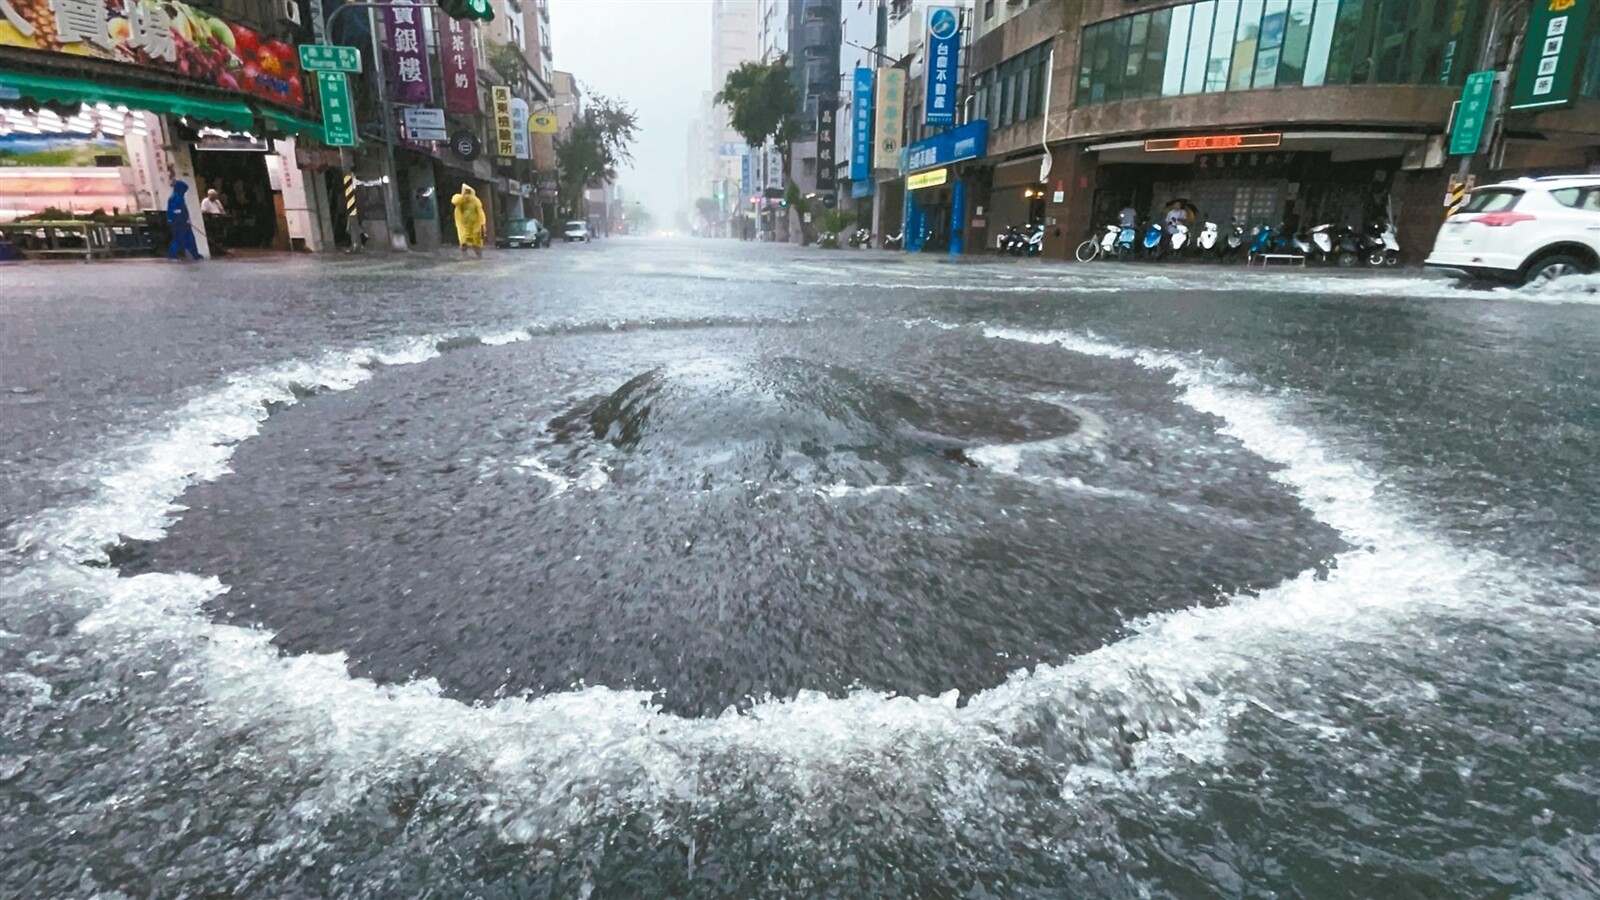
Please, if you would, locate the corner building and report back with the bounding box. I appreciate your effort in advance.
[965,0,1600,262]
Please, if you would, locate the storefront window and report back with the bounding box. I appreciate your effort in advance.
[1163,3,1194,95]
[1205,0,1238,92]
[1254,0,1289,89]
[1183,0,1217,94]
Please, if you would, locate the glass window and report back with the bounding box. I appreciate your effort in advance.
[1205,0,1238,91]
[1301,0,1337,86]
[1371,0,1412,83]
[1016,66,1031,122]
[1031,53,1048,116]
[1144,7,1172,98]
[1184,0,1217,93]
[1125,13,1150,98]
[1550,188,1583,209]
[1077,23,1099,102]
[1460,189,1521,213]
[1163,3,1193,96]
[1230,0,1266,91]
[1582,32,1600,100]
[1324,0,1367,85]
[1104,15,1132,102]
[1253,0,1288,88]
[1277,0,1313,86]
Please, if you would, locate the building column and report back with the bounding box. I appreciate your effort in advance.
[1041,145,1095,261]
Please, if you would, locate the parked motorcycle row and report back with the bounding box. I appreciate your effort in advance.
[1073,219,1402,266]
[997,223,1046,257]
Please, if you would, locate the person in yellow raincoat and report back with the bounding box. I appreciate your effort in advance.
[452,184,486,258]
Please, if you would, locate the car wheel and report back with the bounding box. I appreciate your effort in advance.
[1522,253,1590,287]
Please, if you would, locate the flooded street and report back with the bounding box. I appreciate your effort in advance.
[4,241,1600,896]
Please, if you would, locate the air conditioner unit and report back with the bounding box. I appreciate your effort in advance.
[280,0,303,27]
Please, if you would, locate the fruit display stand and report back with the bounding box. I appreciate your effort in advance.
[0,221,114,260]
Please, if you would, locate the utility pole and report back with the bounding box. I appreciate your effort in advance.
[324,1,422,251]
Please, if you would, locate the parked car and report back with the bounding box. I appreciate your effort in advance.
[496,218,549,249]
[1426,175,1600,286]
[563,220,592,243]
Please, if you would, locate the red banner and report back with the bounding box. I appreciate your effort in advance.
[0,0,306,109]
[440,16,479,114]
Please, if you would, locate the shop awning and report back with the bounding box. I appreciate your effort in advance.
[0,70,254,131]
[258,107,324,143]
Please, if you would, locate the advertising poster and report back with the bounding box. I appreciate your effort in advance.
[0,0,307,109]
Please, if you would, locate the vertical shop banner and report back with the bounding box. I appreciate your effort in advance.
[441,16,480,114]
[874,68,905,170]
[509,98,530,159]
[741,152,754,204]
[924,6,960,126]
[385,0,431,106]
[1510,0,1591,109]
[491,86,515,157]
[851,68,874,182]
[816,94,838,191]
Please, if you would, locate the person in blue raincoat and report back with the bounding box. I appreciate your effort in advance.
[166,180,202,261]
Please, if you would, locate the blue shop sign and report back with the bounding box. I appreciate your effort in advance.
[904,120,988,173]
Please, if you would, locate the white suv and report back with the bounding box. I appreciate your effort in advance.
[1426,175,1600,286]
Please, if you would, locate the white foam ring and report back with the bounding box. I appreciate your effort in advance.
[6,318,1527,853]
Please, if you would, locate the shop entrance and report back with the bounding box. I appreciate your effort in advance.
[191,147,279,250]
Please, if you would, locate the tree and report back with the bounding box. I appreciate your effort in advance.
[694,197,719,221]
[485,39,524,84]
[554,92,638,220]
[714,57,799,153]
[716,58,800,242]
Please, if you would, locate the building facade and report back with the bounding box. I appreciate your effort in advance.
[952,0,1600,261]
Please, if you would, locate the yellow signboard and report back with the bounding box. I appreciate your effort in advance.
[908,167,948,190]
[529,111,559,134]
[874,67,906,170]
[491,86,515,157]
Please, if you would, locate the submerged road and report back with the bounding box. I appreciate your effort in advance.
[3,241,1600,896]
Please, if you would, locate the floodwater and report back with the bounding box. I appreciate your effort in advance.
[3,243,1600,896]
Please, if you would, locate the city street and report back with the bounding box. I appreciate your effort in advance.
[4,240,1600,895]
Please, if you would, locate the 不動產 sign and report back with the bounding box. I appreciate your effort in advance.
[924,7,960,126]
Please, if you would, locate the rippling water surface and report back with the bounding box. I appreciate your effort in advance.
[3,243,1600,897]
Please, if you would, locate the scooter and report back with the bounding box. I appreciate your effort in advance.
[998,224,1026,256]
[1360,221,1400,266]
[1023,223,1044,257]
[1307,224,1337,264]
[1221,221,1246,262]
[1196,221,1219,259]
[1333,225,1361,267]
[1167,221,1190,259]
[1141,220,1165,260]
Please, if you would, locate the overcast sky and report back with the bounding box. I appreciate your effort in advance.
[548,0,714,219]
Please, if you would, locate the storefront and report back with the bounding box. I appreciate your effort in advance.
[1,0,329,256]
[901,119,988,254]
[1083,131,1423,239]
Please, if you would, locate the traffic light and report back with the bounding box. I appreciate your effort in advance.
[437,0,494,21]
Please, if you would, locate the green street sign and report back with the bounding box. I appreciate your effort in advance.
[299,43,362,74]
[318,72,357,147]
[1510,0,1591,110]
[1449,71,1495,156]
